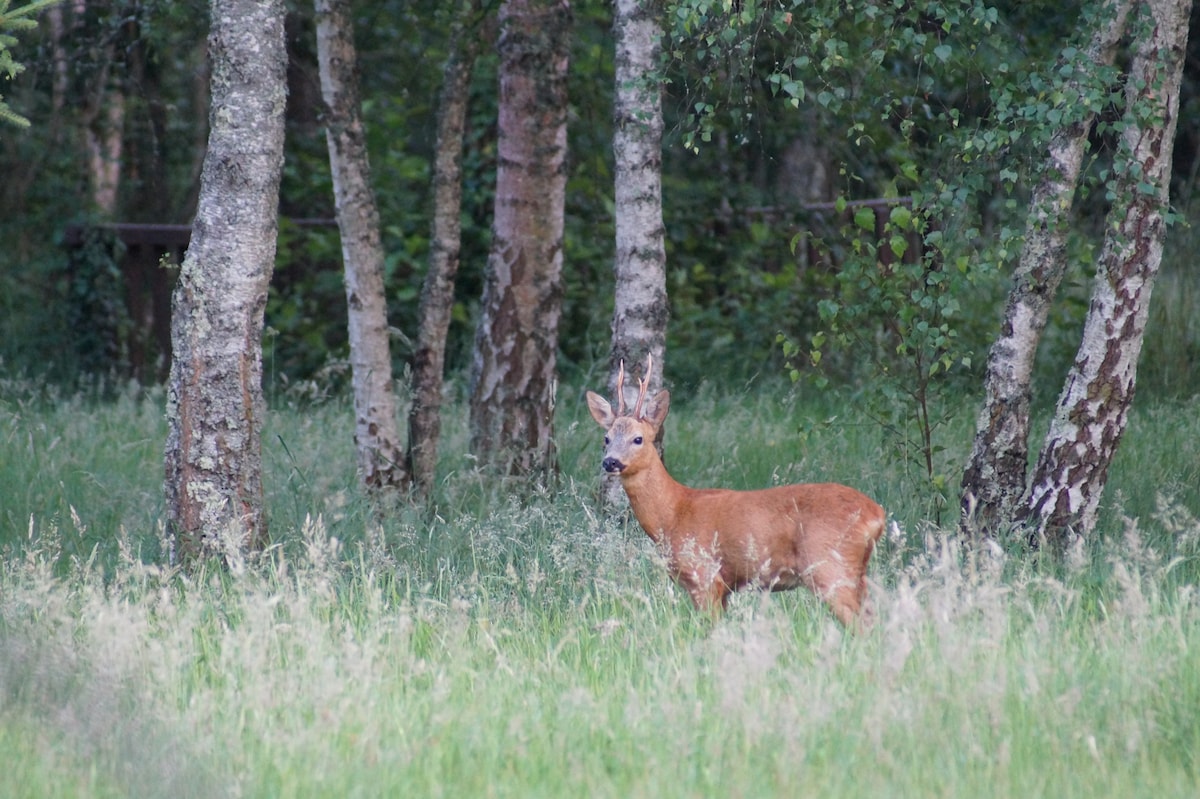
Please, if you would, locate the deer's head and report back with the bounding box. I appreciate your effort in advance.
[585,355,670,477]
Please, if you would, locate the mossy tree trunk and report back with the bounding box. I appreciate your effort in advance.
[163,0,287,565]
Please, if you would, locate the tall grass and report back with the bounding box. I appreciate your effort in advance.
[2,378,1199,796]
[1140,227,1200,399]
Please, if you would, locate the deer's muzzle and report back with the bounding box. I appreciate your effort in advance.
[602,457,625,474]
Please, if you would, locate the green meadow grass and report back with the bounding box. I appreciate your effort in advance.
[2,378,1199,797]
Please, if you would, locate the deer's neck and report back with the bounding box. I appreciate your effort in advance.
[620,452,688,542]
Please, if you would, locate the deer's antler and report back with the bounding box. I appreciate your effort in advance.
[632,353,652,419]
[615,360,627,416]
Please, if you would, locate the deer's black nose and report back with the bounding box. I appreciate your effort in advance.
[602,457,625,473]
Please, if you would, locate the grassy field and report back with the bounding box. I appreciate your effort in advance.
[2,378,1199,797]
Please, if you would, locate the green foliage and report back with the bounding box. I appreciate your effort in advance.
[0,0,211,382]
[781,196,978,520]
[0,0,59,128]
[660,173,831,387]
[665,0,1012,493]
[663,0,1006,177]
[664,0,1200,503]
[1,0,1198,409]
[63,225,131,378]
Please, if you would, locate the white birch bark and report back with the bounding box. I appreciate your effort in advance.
[611,0,667,397]
[960,0,1131,540]
[604,0,668,504]
[1021,0,1191,550]
[315,0,407,492]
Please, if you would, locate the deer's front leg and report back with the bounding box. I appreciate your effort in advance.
[670,541,729,616]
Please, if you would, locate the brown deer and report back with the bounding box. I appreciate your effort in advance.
[586,356,885,626]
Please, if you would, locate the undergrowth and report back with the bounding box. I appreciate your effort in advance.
[1,379,1199,796]
[2,503,1198,797]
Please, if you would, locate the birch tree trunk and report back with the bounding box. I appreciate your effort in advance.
[1020,0,1191,552]
[960,0,1131,541]
[408,0,486,499]
[315,0,407,493]
[604,0,668,504]
[468,0,571,479]
[163,0,287,564]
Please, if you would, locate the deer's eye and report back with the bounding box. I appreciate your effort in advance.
[633,436,644,445]
[603,436,610,446]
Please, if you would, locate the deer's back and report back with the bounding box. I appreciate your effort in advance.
[668,481,884,587]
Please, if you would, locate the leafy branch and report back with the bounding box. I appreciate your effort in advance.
[0,0,61,129]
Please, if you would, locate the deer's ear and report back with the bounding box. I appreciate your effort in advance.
[585,391,616,428]
[641,389,670,429]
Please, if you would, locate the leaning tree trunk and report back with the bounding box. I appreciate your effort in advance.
[960,0,1131,541]
[315,0,407,493]
[408,0,486,499]
[603,0,668,505]
[468,0,571,479]
[164,0,287,565]
[1020,0,1191,552]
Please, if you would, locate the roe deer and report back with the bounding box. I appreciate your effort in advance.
[586,356,885,626]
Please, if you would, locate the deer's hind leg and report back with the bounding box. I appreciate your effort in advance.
[810,558,870,629]
[855,537,877,626]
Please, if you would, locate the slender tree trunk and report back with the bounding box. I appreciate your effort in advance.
[604,0,668,504]
[315,0,407,493]
[1020,0,1191,552]
[164,0,287,565]
[48,4,69,117]
[408,0,486,499]
[468,0,571,479]
[81,45,125,215]
[960,0,1131,541]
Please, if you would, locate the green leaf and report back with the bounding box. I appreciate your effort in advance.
[788,231,805,255]
[854,207,876,232]
[889,205,913,229]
